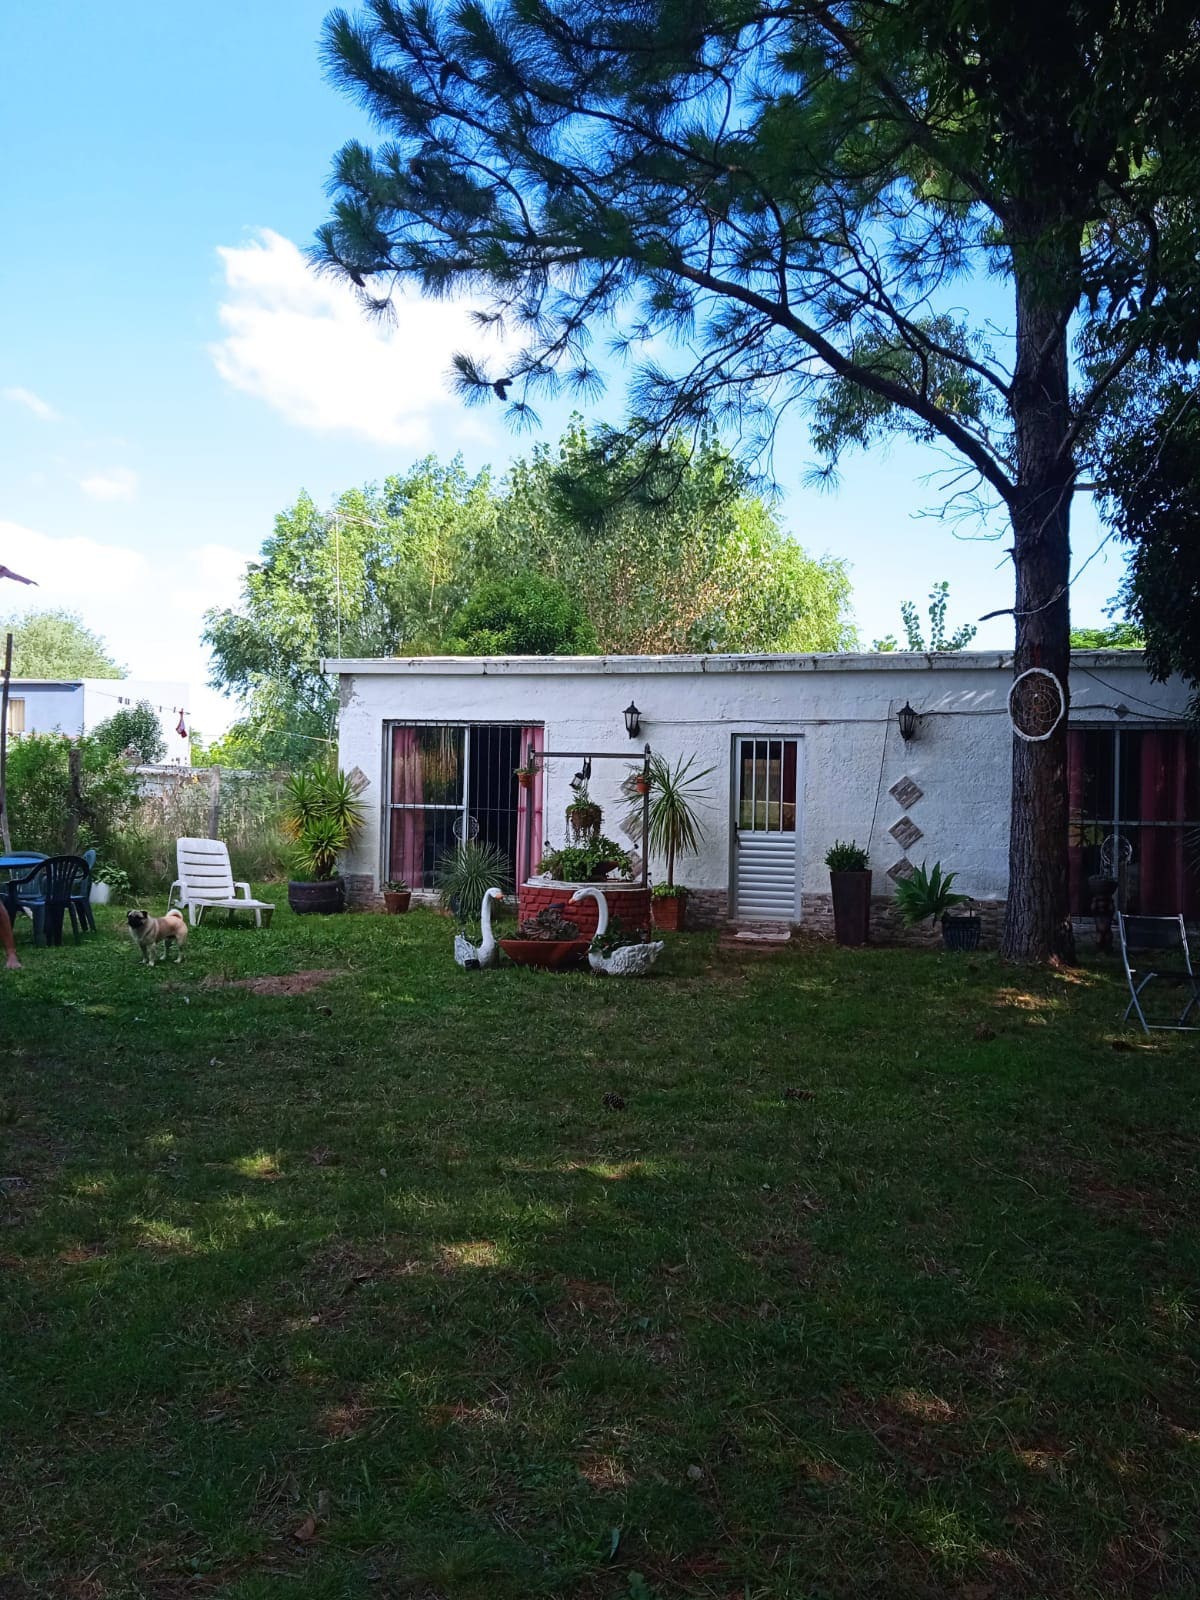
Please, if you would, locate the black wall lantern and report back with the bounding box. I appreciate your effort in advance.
[897,701,921,741]
[624,701,641,740]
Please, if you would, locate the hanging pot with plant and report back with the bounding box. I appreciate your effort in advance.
[515,762,536,791]
[825,841,871,946]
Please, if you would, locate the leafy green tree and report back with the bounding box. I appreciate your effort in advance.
[5,732,137,855]
[500,426,853,653]
[1093,373,1200,699]
[3,609,122,678]
[202,459,499,765]
[449,574,596,655]
[873,583,977,653]
[315,1,1200,958]
[1069,622,1145,651]
[91,700,166,765]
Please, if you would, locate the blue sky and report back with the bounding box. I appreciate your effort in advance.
[0,0,1128,735]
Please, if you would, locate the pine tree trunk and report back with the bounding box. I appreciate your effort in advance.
[1001,259,1076,963]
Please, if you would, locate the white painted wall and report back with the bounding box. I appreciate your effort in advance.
[81,679,192,765]
[9,681,85,736]
[8,678,193,765]
[329,652,1191,910]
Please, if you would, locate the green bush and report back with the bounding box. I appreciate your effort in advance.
[91,700,167,764]
[824,840,870,871]
[538,835,632,882]
[4,733,137,856]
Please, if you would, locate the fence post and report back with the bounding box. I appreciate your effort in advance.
[66,746,83,853]
[207,767,222,839]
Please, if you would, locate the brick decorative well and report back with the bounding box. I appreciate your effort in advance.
[518,880,653,939]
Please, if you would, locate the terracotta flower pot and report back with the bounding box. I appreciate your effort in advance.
[829,869,871,946]
[634,775,650,796]
[652,893,686,932]
[516,771,533,790]
[499,937,589,970]
[383,890,411,914]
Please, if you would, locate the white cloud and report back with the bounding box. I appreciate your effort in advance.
[4,386,59,422]
[80,468,139,502]
[0,518,248,735]
[210,228,506,448]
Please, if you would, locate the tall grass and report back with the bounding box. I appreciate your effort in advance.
[108,768,289,895]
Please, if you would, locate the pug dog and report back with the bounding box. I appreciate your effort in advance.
[126,908,189,966]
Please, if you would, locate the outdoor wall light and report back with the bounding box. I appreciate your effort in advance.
[624,701,641,739]
[897,701,921,741]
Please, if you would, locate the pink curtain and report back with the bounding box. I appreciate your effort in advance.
[1067,730,1086,912]
[389,727,425,886]
[516,725,544,882]
[1138,731,1188,915]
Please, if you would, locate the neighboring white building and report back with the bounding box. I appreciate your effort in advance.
[325,650,1197,931]
[6,678,193,766]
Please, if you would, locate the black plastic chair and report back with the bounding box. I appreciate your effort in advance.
[1117,913,1200,1033]
[2,855,90,946]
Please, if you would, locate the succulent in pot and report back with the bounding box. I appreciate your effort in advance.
[382,878,412,914]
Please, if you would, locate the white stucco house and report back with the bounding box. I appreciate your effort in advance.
[6,678,193,766]
[325,650,1197,933]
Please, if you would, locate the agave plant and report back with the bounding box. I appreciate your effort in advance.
[435,840,513,924]
[282,765,365,882]
[893,861,969,926]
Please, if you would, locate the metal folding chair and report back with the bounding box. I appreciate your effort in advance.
[1116,912,1200,1033]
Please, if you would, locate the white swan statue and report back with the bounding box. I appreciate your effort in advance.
[570,887,664,978]
[454,887,503,969]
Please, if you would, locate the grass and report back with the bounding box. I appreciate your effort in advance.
[2,902,1199,1599]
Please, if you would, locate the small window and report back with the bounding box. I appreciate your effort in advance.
[6,698,24,735]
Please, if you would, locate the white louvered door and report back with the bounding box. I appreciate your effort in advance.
[732,736,801,923]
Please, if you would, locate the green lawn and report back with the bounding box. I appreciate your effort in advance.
[2,903,1198,1599]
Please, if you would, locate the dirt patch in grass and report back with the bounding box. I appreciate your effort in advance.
[200,968,343,997]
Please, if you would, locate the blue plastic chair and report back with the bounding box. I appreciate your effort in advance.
[2,855,90,946]
[72,848,97,933]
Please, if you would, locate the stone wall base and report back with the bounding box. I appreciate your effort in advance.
[798,893,1007,948]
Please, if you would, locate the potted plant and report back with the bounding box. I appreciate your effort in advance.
[538,836,632,882]
[650,882,688,932]
[515,761,537,791]
[623,753,713,932]
[825,840,872,946]
[382,878,411,914]
[499,903,590,970]
[91,864,132,906]
[894,861,979,950]
[565,783,604,839]
[283,764,366,914]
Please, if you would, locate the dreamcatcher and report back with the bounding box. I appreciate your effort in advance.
[453,813,480,843]
[1007,667,1066,742]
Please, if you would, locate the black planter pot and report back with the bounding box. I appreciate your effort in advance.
[288,877,345,915]
[829,870,872,946]
[942,912,981,952]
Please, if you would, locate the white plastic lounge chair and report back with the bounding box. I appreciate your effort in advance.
[168,838,275,928]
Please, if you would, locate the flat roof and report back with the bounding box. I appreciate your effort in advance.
[8,678,83,689]
[322,649,1147,678]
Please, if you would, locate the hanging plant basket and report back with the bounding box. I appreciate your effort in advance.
[516,770,534,790]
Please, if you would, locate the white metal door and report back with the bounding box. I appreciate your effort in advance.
[732,736,801,922]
